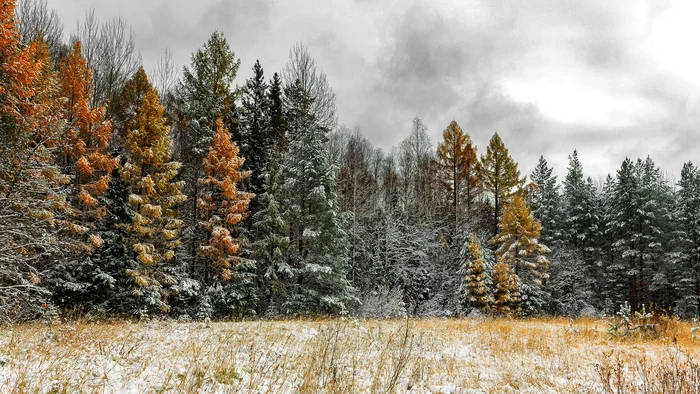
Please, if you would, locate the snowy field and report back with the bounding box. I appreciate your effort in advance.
[1,318,699,393]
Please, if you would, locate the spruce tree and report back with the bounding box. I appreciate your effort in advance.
[268,73,286,150]
[251,150,290,314]
[240,60,271,200]
[672,162,700,316]
[280,80,355,315]
[529,156,562,247]
[462,235,491,312]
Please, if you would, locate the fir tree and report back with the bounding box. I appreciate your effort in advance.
[480,133,525,236]
[462,235,491,312]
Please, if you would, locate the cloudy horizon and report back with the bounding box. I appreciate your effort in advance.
[53,0,700,181]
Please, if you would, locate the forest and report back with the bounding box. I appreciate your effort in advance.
[1,0,700,324]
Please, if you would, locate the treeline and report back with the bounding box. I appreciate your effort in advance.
[1,0,699,323]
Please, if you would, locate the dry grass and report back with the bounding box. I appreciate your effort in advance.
[1,317,699,393]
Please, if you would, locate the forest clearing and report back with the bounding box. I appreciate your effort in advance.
[1,317,700,393]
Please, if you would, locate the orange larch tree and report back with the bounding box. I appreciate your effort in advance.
[198,118,254,282]
[59,41,117,230]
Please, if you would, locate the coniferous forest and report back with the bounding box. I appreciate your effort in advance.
[3,0,700,324]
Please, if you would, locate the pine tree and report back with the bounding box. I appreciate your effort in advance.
[120,85,187,314]
[529,156,562,247]
[480,133,525,236]
[280,80,355,315]
[462,234,491,312]
[492,195,549,314]
[434,121,479,235]
[109,67,153,141]
[493,260,520,316]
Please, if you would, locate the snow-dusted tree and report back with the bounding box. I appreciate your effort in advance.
[462,234,492,312]
[671,162,700,316]
[197,118,256,316]
[562,151,601,266]
[120,85,187,315]
[177,31,241,276]
[529,156,562,247]
[280,80,354,315]
[251,150,290,314]
[0,1,74,322]
[492,260,520,316]
[480,133,525,236]
[198,119,253,281]
[492,195,549,314]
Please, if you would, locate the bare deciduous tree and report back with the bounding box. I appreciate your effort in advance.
[283,42,337,131]
[15,0,65,60]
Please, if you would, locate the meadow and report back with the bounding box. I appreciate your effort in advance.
[1,317,699,393]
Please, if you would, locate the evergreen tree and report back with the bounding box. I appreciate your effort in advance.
[672,162,700,316]
[177,31,241,277]
[529,156,562,247]
[480,133,525,236]
[462,235,491,312]
[492,196,549,314]
[120,85,187,315]
[268,72,286,150]
[240,60,271,199]
[251,150,290,314]
[280,80,354,315]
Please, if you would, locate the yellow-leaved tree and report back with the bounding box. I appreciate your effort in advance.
[120,82,186,300]
[198,118,254,282]
[492,259,521,315]
[491,195,550,315]
[462,234,492,312]
[435,120,480,234]
[480,133,525,236]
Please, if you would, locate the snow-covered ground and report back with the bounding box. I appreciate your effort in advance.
[0,318,698,393]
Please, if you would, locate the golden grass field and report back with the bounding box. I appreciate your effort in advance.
[1,317,699,393]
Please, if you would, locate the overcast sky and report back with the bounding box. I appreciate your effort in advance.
[52,0,700,181]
